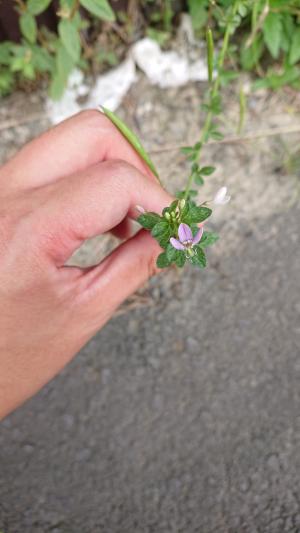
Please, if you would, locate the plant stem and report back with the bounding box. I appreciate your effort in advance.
[183,0,240,199]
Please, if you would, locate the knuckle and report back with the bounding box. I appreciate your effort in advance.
[106,158,132,174]
[102,159,135,195]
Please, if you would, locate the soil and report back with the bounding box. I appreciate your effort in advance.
[0,76,299,532]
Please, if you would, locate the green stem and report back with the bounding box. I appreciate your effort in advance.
[184,0,240,199]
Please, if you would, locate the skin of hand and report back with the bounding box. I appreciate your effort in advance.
[0,110,172,420]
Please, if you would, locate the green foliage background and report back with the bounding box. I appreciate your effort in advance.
[0,0,299,99]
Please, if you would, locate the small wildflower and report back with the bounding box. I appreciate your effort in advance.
[170,223,203,251]
[213,186,230,205]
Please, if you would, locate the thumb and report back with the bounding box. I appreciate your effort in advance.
[78,230,163,333]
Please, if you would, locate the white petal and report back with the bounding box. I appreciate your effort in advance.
[213,187,230,205]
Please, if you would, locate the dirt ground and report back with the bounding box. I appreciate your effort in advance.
[0,76,299,533]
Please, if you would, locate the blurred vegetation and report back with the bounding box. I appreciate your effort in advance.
[0,0,299,99]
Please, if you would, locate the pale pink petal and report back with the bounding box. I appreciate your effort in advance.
[178,223,193,243]
[170,237,185,251]
[192,227,203,245]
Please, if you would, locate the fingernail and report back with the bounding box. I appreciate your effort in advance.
[136,205,145,213]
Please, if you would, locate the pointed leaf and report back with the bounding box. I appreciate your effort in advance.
[200,166,216,176]
[187,206,212,224]
[156,252,171,269]
[20,12,37,44]
[175,253,186,268]
[79,0,115,21]
[137,212,162,230]
[200,231,219,247]
[190,247,207,268]
[289,27,300,65]
[58,19,81,62]
[263,12,282,59]
[151,220,169,238]
[27,0,52,15]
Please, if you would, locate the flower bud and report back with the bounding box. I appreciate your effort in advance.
[165,212,171,220]
[213,186,231,205]
[179,199,186,209]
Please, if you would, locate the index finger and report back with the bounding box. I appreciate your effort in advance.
[2,110,157,191]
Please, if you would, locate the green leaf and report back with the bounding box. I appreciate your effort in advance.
[270,0,291,6]
[176,189,197,200]
[137,212,162,230]
[200,166,215,176]
[194,174,204,186]
[49,72,66,100]
[263,12,282,59]
[219,68,239,86]
[190,246,207,268]
[151,220,169,238]
[27,0,52,15]
[289,27,300,65]
[58,19,81,62]
[188,0,208,30]
[181,146,194,155]
[146,28,170,47]
[166,243,179,262]
[56,43,75,80]
[240,37,264,70]
[101,107,159,180]
[181,142,201,162]
[168,200,179,212]
[168,245,186,267]
[20,12,37,44]
[200,231,219,247]
[23,62,35,79]
[238,4,247,17]
[0,42,12,65]
[156,252,171,269]
[209,130,223,141]
[31,45,54,72]
[187,206,212,224]
[0,69,14,96]
[79,0,115,21]
[281,14,294,52]
[175,253,186,268]
[152,220,172,248]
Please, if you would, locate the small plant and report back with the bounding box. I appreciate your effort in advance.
[189,0,300,91]
[0,1,299,99]
[100,2,241,270]
[0,0,116,98]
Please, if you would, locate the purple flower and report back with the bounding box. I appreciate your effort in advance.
[170,223,203,251]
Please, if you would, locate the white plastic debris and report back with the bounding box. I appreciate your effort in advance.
[46,57,136,124]
[86,56,136,110]
[213,187,231,205]
[131,37,208,88]
[46,32,209,124]
[46,69,89,124]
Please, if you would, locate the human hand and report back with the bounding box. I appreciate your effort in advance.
[0,110,172,419]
